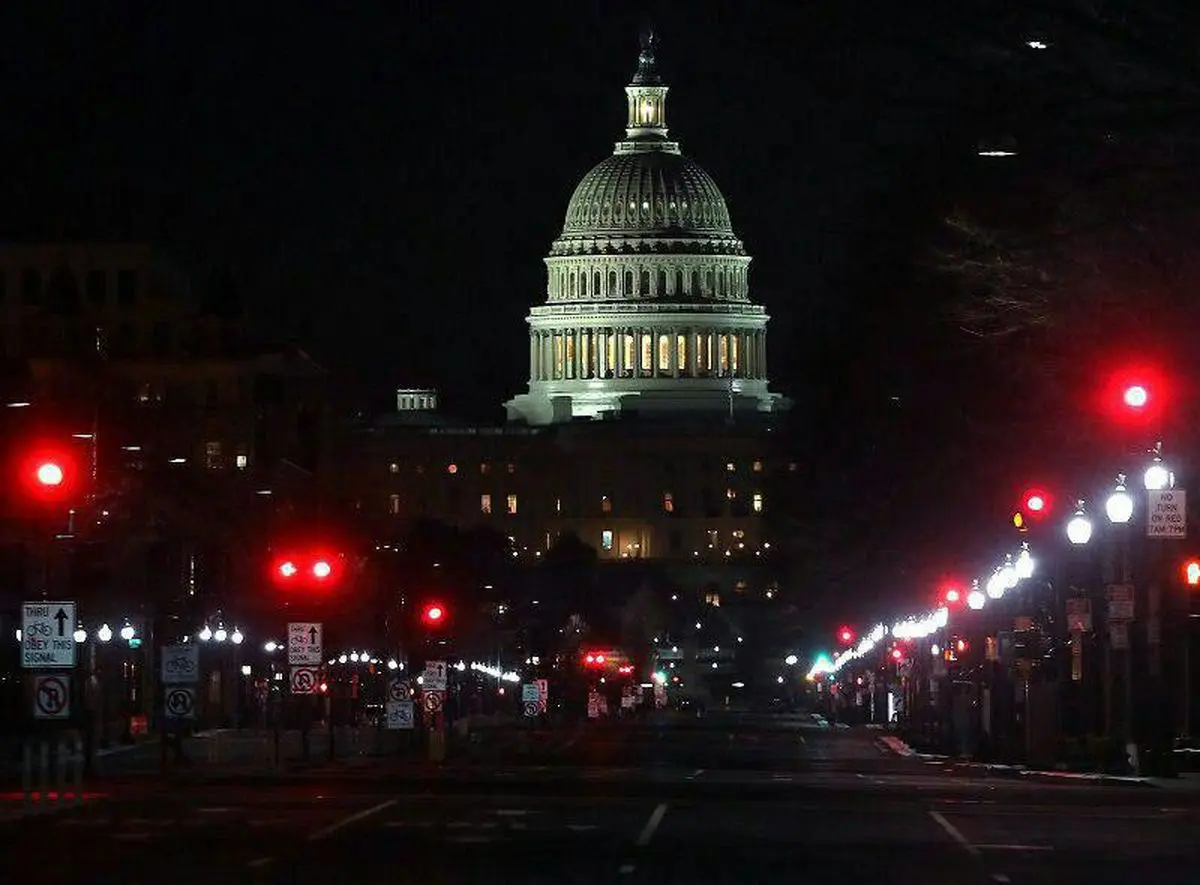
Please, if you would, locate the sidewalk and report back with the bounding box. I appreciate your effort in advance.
[877,732,1200,790]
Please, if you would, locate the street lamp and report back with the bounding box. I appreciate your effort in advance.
[1067,502,1094,545]
[967,580,986,610]
[119,624,135,642]
[198,625,213,641]
[97,624,113,643]
[230,628,244,645]
[1106,476,1134,524]
[1144,443,1172,490]
[1014,545,1034,580]
[73,627,87,643]
[784,654,799,666]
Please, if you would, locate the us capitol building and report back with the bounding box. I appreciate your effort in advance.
[344,35,797,571]
[505,32,787,425]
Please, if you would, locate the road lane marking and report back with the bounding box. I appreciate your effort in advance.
[307,799,396,842]
[619,864,636,874]
[636,803,668,847]
[929,810,980,857]
[247,857,273,869]
[992,876,1010,883]
[687,769,704,780]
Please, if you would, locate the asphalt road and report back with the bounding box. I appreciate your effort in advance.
[2,716,1198,884]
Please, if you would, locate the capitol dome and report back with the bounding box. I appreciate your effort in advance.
[504,31,787,425]
[559,151,740,244]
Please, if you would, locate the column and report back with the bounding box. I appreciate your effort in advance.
[689,329,699,377]
[651,328,659,378]
[615,327,624,377]
[529,333,537,380]
[758,330,767,379]
[671,327,679,379]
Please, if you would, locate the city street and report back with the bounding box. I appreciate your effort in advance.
[2,717,1197,884]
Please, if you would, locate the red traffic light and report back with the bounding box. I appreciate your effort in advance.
[35,461,65,486]
[1185,560,1200,587]
[943,585,962,605]
[271,551,344,589]
[16,444,78,503]
[1022,488,1050,517]
[890,648,903,662]
[583,652,606,666]
[837,625,855,645]
[1099,364,1166,424]
[312,559,333,580]
[421,603,447,626]
[1123,384,1149,409]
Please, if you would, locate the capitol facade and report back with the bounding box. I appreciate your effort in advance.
[505,34,788,425]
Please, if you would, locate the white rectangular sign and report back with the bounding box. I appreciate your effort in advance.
[287,622,323,665]
[161,644,199,684]
[21,601,76,669]
[422,660,447,691]
[1147,489,1187,538]
[386,700,415,730]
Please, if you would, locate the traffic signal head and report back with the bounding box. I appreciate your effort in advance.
[1185,560,1200,587]
[837,625,855,645]
[1099,364,1166,426]
[890,648,904,662]
[270,550,344,590]
[942,583,963,606]
[583,651,606,667]
[15,444,78,504]
[420,602,447,627]
[1022,488,1051,518]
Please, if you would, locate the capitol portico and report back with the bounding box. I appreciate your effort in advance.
[505,33,788,425]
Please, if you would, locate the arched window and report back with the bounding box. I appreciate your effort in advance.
[624,270,634,295]
[593,271,601,296]
[609,270,617,295]
[640,270,650,295]
[580,274,588,297]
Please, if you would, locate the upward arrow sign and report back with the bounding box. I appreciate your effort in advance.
[53,608,69,637]
[309,627,318,644]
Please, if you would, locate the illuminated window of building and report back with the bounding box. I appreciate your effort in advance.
[676,334,687,370]
[752,493,764,513]
[788,462,798,472]
[752,460,763,472]
[555,497,562,514]
[565,334,575,378]
[640,334,653,373]
[235,454,248,469]
[389,462,399,474]
[480,462,490,474]
[732,529,745,539]
[730,334,739,374]
[622,334,635,372]
[662,492,674,513]
[601,495,612,514]
[447,463,458,475]
[726,462,735,472]
[601,530,613,551]
[388,494,400,515]
[719,334,729,374]
[506,494,518,515]
[480,494,492,514]
[506,462,515,474]
[554,334,565,379]
[205,441,222,470]
[726,488,736,500]
[658,334,671,372]
[705,591,721,607]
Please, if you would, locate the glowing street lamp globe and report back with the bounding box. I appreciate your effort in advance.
[1144,462,1171,491]
[1105,483,1134,524]
[1067,512,1094,545]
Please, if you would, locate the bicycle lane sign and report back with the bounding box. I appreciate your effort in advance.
[161,644,199,684]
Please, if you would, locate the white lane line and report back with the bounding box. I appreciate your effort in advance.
[247,857,273,869]
[636,802,669,847]
[929,810,980,857]
[619,864,636,874]
[307,799,397,842]
[992,875,1010,883]
[686,768,704,780]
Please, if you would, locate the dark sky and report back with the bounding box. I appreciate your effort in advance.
[0,2,1095,618]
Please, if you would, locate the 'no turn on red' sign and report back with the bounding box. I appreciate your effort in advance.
[1147,490,1187,539]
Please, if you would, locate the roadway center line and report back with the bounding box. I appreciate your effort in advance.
[307,799,397,842]
[636,802,669,847]
[687,768,704,780]
[929,809,980,857]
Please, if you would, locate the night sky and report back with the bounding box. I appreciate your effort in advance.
[0,2,1150,619]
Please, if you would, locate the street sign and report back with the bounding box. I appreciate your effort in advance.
[423,691,444,713]
[287,622,323,665]
[523,700,540,717]
[422,660,447,691]
[387,677,409,702]
[1107,584,1135,621]
[164,687,196,719]
[161,644,199,684]
[290,666,319,694]
[1147,489,1187,538]
[385,700,414,730]
[33,675,69,719]
[21,600,76,668]
[521,683,540,703]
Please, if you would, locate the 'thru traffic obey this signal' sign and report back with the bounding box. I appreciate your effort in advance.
[21,601,76,668]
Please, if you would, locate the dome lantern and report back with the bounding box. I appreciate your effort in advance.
[624,27,672,148]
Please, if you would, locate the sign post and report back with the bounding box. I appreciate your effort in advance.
[287,623,324,762]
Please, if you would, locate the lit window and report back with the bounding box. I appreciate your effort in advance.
[235,454,248,469]
[447,463,458,475]
[726,462,735,472]
[705,592,721,607]
[752,460,763,472]
[506,494,518,515]
[726,488,736,500]
[389,462,399,474]
[601,495,612,514]
[601,530,614,551]
[752,493,764,513]
[555,497,562,514]
[640,335,652,372]
[388,494,400,515]
[480,462,490,474]
[732,530,745,539]
[658,335,671,372]
[506,462,515,474]
[205,441,221,470]
[663,492,674,513]
[480,494,492,514]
